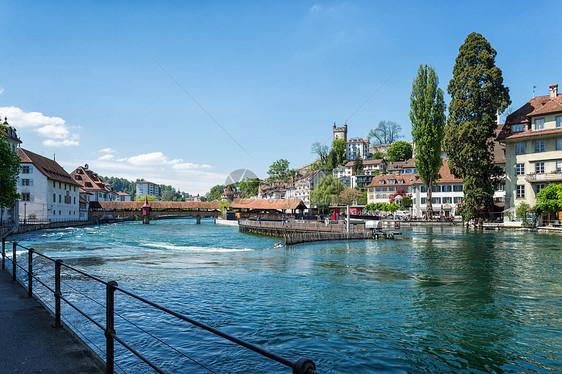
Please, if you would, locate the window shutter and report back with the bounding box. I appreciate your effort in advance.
[18,178,22,186]
[29,166,33,173]
[29,179,33,186]
[30,195,34,202]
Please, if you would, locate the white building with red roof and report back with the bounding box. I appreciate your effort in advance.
[17,148,81,222]
[497,83,562,214]
[71,165,116,202]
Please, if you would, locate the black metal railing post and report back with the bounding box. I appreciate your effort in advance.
[106,280,118,374]
[27,247,34,298]
[1,238,5,270]
[12,242,17,281]
[54,260,63,328]
[293,358,316,374]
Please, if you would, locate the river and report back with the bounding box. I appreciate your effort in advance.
[12,220,562,373]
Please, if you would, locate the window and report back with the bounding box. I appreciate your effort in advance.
[59,195,62,203]
[535,140,545,153]
[454,197,464,203]
[432,197,441,204]
[53,181,56,188]
[22,166,31,173]
[453,185,464,192]
[421,198,426,204]
[21,179,30,186]
[53,194,56,203]
[442,197,452,204]
[536,184,546,194]
[557,116,562,128]
[515,163,525,175]
[535,162,545,174]
[535,118,545,130]
[496,183,504,191]
[442,185,452,192]
[516,185,525,199]
[420,186,427,192]
[21,193,30,201]
[512,124,526,133]
[557,138,562,150]
[515,142,525,155]
[557,161,562,173]
[59,182,61,188]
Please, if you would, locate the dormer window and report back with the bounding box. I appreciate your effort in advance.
[512,124,526,133]
[535,118,545,130]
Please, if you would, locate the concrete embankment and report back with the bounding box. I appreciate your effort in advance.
[0,270,106,373]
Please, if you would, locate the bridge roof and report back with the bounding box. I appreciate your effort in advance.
[230,199,307,211]
[90,201,220,210]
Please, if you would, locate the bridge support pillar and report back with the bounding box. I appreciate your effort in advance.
[196,216,201,224]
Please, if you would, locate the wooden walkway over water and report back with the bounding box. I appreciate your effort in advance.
[238,219,398,245]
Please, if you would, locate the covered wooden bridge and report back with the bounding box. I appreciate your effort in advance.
[89,201,220,222]
[229,199,307,219]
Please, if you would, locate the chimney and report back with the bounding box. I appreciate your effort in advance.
[550,84,558,99]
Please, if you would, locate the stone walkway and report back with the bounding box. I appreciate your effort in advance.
[0,270,105,373]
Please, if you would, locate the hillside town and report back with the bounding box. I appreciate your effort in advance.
[1,82,561,227]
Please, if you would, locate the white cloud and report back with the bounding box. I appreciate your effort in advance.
[99,148,117,154]
[172,162,212,170]
[43,139,79,147]
[98,154,115,161]
[127,152,169,166]
[0,88,4,96]
[310,3,321,13]
[0,106,79,147]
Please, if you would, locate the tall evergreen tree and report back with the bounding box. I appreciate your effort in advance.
[444,33,510,222]
[0,128,20,225]
[410,64,446,219]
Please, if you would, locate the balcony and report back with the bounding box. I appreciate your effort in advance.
[525,172,562,183]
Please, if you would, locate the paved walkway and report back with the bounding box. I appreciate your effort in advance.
[0,270,105,373]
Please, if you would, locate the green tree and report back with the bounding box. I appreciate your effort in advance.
[135,194,158,202]
[332,138,346,165]
[387,141,413,162]
[535,183,562,217]
[103,176,136,199]
[352,156,363,175]
[267,159,291,182]
[368,121,401,145]
[371,151,385,160]
[238,178,260,198]
[444,32,510,222]
[410,64,446,219]
[310,176,345,212]
[206,184,225,201]
[516,202,535,227]
[0,129,20,224]
[402,195,413,209]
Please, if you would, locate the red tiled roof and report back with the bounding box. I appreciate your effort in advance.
[500,128,562,141]
[498,93,562,141]
[71,166,113,192]
[230,198,307,211]
[90,201,219,210]
[345,159,384,167]
[18,148,80,186]
[366,173,418,188]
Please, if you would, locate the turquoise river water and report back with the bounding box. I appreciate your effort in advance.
[11,219,562,373]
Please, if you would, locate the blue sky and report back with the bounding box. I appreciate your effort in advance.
[1,1,560,194]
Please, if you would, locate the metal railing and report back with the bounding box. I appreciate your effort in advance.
[240,219,365,233]
[1,238,318,374]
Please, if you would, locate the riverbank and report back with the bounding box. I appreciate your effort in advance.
[0,270,106,373]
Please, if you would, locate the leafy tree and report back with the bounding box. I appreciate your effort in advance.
[238,178,260,198]
[444,33,510,222]
[371,151,385,160]
[368,121,401,145]
[332,138,346,165]
[334,187,362,206]
[159,184,183,201]
[402,195,413,209]
[135,194,158,202]
[0,128,20,225]
[310,176,345,212]
[206,184,225,201]
[535,183,562,217]
[516,202,535,227]
[352,156,364,175]
[410,64,446,219]
[389,188,408,203]
[311,142,329,165]
[267,159,291,182]
[387,141,413,162]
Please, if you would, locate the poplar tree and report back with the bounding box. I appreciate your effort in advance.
[410,64,446,219]
[444,33,510,222]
